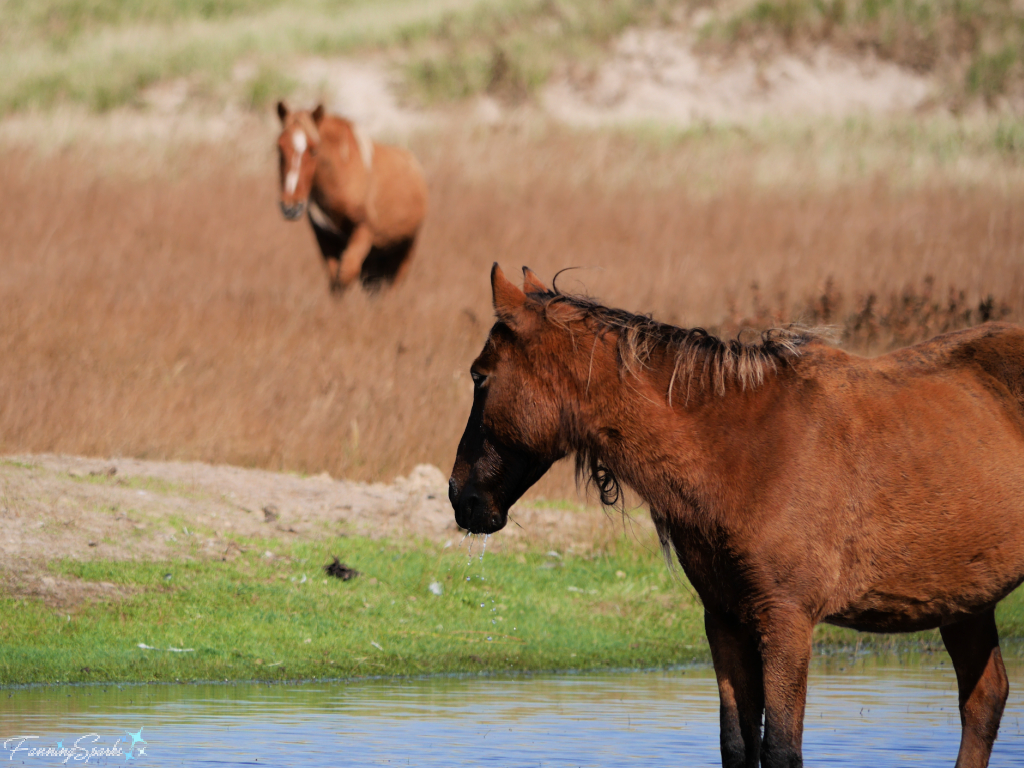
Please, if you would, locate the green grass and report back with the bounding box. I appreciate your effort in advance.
[0,534,708,684]
[1,532,1022,685]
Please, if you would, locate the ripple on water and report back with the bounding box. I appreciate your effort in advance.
[1,662,1022,767]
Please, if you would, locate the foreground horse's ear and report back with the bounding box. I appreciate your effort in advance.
[522,267,548,295]
[492,263,527,326]
[276,101,289,124]
[311,104,325,125]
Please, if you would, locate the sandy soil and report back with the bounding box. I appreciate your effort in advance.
[0,455,639,607]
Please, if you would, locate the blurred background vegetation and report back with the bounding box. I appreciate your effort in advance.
[0,0,1022,486]
[1,0,1021,114]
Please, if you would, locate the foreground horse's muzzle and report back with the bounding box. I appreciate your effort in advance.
[279,201,306,221]
[449,478,507,534]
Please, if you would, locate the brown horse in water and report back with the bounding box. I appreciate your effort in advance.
[449,265,1024,768]
[275,102,428,293]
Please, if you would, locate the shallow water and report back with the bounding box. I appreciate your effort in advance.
[1,660,1022,766]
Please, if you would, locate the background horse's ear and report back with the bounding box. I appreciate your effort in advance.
[311,104,325,125]
[276,101,289,124]
[522,267,548,295]
[492,263,527,326]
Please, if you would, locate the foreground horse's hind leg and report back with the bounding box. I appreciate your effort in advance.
[940,609,1009,768]
[706,611,764,768]
[758,610,814,768]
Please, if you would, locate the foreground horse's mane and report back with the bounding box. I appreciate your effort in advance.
[529,287,820,401]
[523,285,821,511]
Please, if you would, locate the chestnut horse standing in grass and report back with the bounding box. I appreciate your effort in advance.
[449,265,1024,768]
[275,102,428,293]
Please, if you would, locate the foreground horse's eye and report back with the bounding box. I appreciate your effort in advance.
[471,371,487,387]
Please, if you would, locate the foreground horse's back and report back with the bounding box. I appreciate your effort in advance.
[757,323,1024,620]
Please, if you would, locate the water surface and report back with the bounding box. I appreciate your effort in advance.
[2,659,1022,766]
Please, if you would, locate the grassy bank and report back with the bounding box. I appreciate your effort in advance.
[2,532,1022,685]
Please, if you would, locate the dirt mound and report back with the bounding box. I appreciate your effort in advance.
[0,454,456,558]
[0,455,632,605]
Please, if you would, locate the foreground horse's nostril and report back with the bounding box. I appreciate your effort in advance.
[453,487,483,531]
[448,477,459,507]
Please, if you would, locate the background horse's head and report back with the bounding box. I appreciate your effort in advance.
[275,101,323,221]
[449,265,570,534]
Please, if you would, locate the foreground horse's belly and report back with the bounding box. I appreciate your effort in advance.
[822,576,1024,633]
[823,605,954,633]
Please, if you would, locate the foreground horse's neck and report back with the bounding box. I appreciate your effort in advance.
[566,325,791,522]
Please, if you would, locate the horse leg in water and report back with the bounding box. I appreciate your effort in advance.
[337,224,374,289]
[940,609,1009,768]
[758,609,814,768]
[706,611,764,768]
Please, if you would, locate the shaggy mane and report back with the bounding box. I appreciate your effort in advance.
[524,285,822,510]
[530,288,820,403]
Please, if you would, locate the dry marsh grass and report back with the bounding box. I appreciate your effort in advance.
[1,127,1023,499]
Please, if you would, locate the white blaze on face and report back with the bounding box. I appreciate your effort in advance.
[284,129,308,195]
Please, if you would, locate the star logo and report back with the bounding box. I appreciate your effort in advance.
[124,728,146,761]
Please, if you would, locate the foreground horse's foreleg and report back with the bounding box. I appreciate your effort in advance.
[337,224,374,289]
[706,611,764,768]
[940,609,1009,768]
[758,610,814,768]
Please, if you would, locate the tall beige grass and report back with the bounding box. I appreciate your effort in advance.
[1,127,1022,500]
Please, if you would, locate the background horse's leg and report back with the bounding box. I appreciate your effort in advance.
[337,224,374,288]
[706,611,764,768]
[940,609,1009,768]
[358,237,416,291]
[390,236,418,285]
[307,209,351,294]
[324,257,342,293]
[758,609,814,768]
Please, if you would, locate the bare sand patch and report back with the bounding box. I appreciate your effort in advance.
[544,29,934,127]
